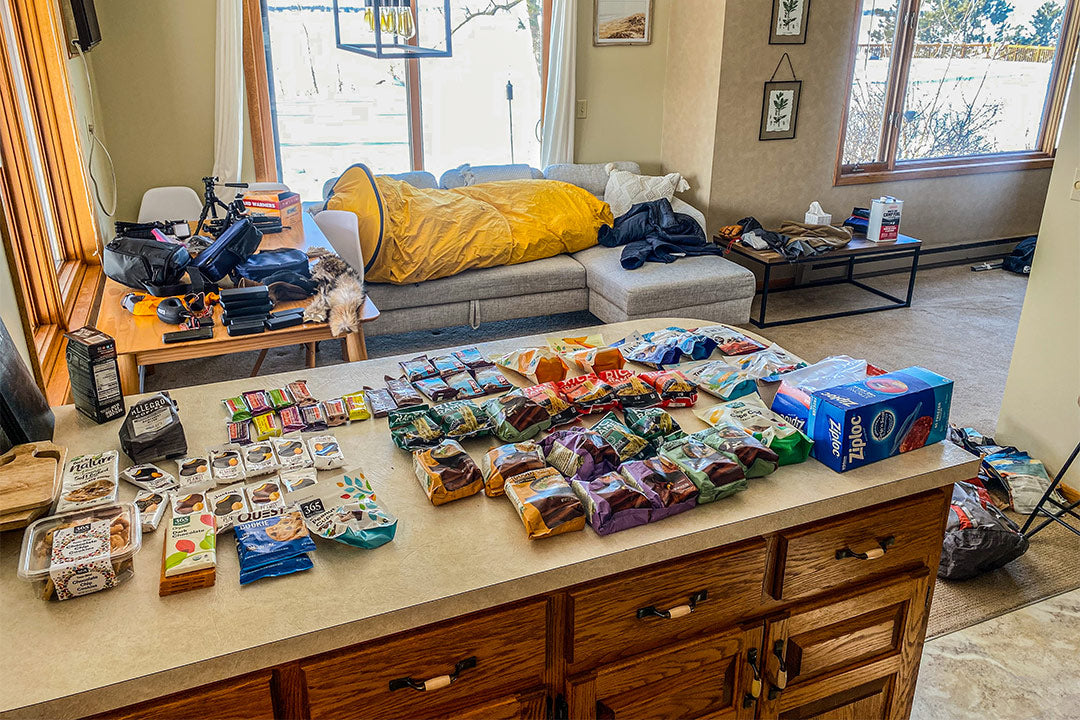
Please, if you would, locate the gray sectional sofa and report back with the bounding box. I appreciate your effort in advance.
[316,162,756,337]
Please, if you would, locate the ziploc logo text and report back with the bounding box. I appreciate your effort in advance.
[847,414,866,464]
[828,417,843,459]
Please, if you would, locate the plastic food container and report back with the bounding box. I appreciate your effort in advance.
[17,502,142,600]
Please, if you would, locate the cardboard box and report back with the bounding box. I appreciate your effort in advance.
[808,367,952,473]
[242,191,301,227]
[65,326,125,424]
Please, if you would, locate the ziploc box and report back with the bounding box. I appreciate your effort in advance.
[808,367,952,473]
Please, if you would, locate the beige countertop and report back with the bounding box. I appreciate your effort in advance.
[0,318,978,719]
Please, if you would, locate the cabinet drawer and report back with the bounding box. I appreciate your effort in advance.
[302,598,548,720]
[567,540,767,669]
[88,672,274,720]
[774,490,947,601]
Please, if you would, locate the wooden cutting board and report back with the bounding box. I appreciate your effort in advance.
[0,441,66,516]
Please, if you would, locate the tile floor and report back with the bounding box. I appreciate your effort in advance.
[912,587,1080,719]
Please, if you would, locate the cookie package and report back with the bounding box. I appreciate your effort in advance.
[57,451,119,513]
[176,455,212,488]
[307,435,345,470]
[120,463,177,493]
[242,441,280,477]
[504,467,585,540]
[233,506,316,585]
[209,445,246,484]
[206,483,251,534]
[133,489,169,532]
[246,478,286,511]
[271,433,313,471]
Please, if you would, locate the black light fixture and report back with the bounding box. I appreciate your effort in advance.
[333,0,453,59]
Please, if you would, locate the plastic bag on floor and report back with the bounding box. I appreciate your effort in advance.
[939,481,1028,580]
[984,450,1057,514]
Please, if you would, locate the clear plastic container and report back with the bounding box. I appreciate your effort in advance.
[17,502,142,600]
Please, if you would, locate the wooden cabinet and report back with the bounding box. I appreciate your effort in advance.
[87,673,276,720]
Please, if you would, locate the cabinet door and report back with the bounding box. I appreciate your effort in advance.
[758,573,931,720]
[565,624,763,720]
[453,689,548,720]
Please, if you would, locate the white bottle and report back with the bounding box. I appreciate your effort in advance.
[868,197,903,242]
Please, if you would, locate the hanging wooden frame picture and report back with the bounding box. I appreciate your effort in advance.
[760,54,801,141]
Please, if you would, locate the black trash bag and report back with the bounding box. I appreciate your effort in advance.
[1002,236,1036,275]
[939,481,1028,580]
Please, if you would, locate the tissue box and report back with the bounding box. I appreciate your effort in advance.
[809,367,952,472]
[805,209,832,225]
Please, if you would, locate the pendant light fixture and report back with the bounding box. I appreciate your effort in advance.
[334,0,451,59]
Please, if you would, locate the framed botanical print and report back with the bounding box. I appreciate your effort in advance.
[760,80,801,140]
[594,0,653,46]
[770,0,810,44]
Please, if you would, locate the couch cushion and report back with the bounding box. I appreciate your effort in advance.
[365,254,587,311]
[543,162,640,198]
[439,164,543,189]
[573,245,755,317]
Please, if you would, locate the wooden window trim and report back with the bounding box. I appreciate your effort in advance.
[835,0,1080,186]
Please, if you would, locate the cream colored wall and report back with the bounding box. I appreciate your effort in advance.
[997,61,1079,485]
[89,0,217,222]
[574,0,671,173]
[707,0,1052,246]
[0,237,31,370]
[65,47,113,237]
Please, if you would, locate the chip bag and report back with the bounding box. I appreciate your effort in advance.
[431,399,491,440]
[481,441,547,497]
[412,440,484,506]
[556,374,619,415]
[730,345,807,381]
[388,406,445,451]
[571,472,652,536]
[521,382,580,427]
[695,395,813,466]
[547,335,625,374]
[660,436,747,504]
[624,406,685,449]
[540,429,620,483]
[639,369,699,408]
[598,369,661,409]
[692,424,779,478]
[682,361,757,402]
[504,467,586,539]
[295,474,397,549]
[694,325,767,356]
[494,347,568,384]
[592,412,650,462]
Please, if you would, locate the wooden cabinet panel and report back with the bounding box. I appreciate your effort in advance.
[453,689,548,720]
[567,540,767,668]
[566,624,763,720]
[779,676,893,720]
[774,490,947,601]
[89,673,275,720]
[302,599,548,720]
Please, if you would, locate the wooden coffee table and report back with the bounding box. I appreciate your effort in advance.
[95,212,379,395]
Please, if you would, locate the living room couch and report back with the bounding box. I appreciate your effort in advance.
[314,162,755,337]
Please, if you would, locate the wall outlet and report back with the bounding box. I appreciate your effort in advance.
[1071,168,1080,202]
[576,99,588,119]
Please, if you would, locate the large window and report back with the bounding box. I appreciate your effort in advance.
[256,1,548,199]
[837,0,1079,184]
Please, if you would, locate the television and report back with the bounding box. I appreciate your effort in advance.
[68,0,101,53]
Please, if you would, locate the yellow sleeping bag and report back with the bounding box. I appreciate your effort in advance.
[326,164,614,284]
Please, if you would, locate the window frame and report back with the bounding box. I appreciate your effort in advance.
[835,0,1080,186]
[243,0,553,182]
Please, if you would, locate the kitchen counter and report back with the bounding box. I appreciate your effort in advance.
[0,318,977,719]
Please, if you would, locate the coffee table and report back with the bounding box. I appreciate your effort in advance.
[724,234,922,328]
[95,212,379,395]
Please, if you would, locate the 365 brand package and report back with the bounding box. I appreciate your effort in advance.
[808,367,952,472]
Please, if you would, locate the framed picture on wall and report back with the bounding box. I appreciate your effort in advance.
[760,80,801,140]
[770,0,810,44]
[594,0,653,46]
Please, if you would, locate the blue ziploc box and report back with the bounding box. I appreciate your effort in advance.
[809,367,952,472]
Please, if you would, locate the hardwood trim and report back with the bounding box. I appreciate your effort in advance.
[270,662,310,720]
[407,55,424,171]
[836,153,1056,185]
[243,0,278,182]
[540,0,553,121]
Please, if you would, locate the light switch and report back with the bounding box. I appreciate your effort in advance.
[576,99,588,119]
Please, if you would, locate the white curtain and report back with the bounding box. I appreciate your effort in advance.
[212,0,244,182]
[540,0,576,168]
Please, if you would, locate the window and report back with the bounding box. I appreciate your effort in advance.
[837,0,1079,184]
[253,1,549,198]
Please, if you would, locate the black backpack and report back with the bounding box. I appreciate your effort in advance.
[1002,236,1036,275]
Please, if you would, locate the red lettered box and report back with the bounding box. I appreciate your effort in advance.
[242,191,301,228]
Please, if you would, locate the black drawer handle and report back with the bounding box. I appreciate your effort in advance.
[388,656,477,692]
[636,590,708,620]
[836,536,895,561]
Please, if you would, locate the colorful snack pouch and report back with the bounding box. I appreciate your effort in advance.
[454,346,490,369]
[242,441,279,477]
[399,355,439,382]
[267,387,295,411]
[242,390,272,416]
[271,433,313,471]
[121,463,177,492]
[308,435,345,470]
[209,445,245,484]
[619,456,698,521]
[483,394,551,443]
[571,471,652,535]
[388,406,445,451]
[548,335,625,374]
[616,334,683,368]
[731,344,807,381]
[494,347,568,384]
[207,483,251,534]
[300,403,328,432]
[57,452,119,513]
[295,477,397,549]
[287,380,317,407]
[432,354,468,377]
[695,395,813,466]
[363,386,397,417]
[222,396,251,422]
[444,371,486,399]
[280,468,319,495]
[171,488,209,517]
[342,392,372,421]
[176,456,211,488]
[556,374,619,415]
[625,406,684,445]
[597,369,661,409]
[472,365,513,394]
[504,467,585,539]
[279,406,306,434]
[385,376,424,407]
[252,412,282,441]
[227,420,251,446]
[694,325,767,356]
[163,512,216,578]
[481,441,546,497]
[412,440,485,506]
[540,429,620,483]
[693,424,779,478]
[521,383,579,427]
[660,436,747,504]
[323,398,349,427]
[414,376,459,402]
[640,369,698,408]
[246,478,286,511]
[682,361,757,402]
[133,489,168,532]
[233,506,316,585]
[431,399,491,440]
[592,412,650,462]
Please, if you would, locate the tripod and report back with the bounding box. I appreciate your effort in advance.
[195,176,248,236]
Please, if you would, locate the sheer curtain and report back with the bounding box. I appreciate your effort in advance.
[540,0,576,168]
[212,0,244,183]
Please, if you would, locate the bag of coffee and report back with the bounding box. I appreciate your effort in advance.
[118,392,187,464]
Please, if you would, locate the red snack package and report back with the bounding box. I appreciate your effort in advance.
[555,374,619,415]
[597,369,661,409]
[640,369,699,408]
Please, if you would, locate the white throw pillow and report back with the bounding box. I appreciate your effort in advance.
[603,163,691,218]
